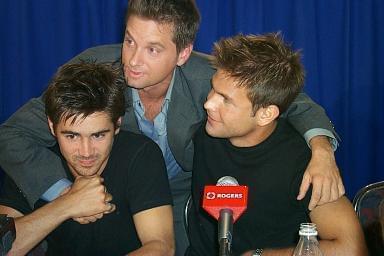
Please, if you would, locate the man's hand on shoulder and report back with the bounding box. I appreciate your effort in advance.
[58,176,115,223]
[297,136,345,210]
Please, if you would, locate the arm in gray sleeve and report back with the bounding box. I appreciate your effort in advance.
[67,44,122,64]
[281,92,339,150]
[0,44,122,207]
[0,97,68,207]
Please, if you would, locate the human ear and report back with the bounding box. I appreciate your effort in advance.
[176,44,193,66]
[47,118,56,136]
[114,117,122,135]
[256,105,280,126]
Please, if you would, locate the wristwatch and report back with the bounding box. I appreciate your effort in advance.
[251,248,263,256]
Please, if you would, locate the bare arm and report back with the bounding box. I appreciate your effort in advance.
[128,205,174,256]
[242,197,368,256]
[242,248,293,256]
[0,205,63,256]
[309,196,367,255]
[0,176,113,255]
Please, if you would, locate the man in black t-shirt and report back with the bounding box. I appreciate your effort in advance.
[187,33,367,256]
[0,62,174,255]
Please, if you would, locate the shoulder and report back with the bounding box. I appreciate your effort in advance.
[275,119,309,149]
[193,123,226,156]
[115,130,155,145]
[193,123,211,143]
[112,131,162,156]
[180,51,216,80]
[68,44,122,64]
[107,131,166,181]
[173,51,215,105]
[264,119,311,177]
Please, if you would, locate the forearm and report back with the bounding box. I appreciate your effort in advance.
[9,200,70,255]
[318,240,368,256]
[243,240,366,256]
[244,240,366,256]
[127,239,174,256]
[310,136,334,158]
[298,134,344,208]
[304,129,338,151]
[283,92,336,138]
[9,175,113,256]
[309,197,368,256]
[242,247,293,256]
[131,206,174,256]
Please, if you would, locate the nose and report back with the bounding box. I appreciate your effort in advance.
[204,90,216,111]
[129,48,142,67]
[79,138,93,157]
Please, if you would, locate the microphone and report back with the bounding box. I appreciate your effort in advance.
[202,176,248,256]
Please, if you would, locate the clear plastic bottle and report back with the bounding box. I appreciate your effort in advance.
[293,223,323,256]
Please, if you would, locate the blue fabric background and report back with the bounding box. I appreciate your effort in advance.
[1,0,383,199]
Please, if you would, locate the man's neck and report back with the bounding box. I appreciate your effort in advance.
[229,121,277,148]
[137,79,172,121]
[138,82,169,102]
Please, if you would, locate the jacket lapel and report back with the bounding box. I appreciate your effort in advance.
[167,68,203,171]
[121,87,141,134]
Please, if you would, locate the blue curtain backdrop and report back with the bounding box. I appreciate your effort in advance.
[0,0,383,199]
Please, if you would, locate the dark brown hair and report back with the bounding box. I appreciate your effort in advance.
[212,33,305,113]
[44,61,125,128]
[126,0,200,52]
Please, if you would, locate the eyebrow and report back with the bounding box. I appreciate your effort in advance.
[148,42,165,49]
[91,129,112,136]
[124,29,165,49]
[211,79,232,101]
[124,29,132,37]
[60,131,79,135]
[217,90,232,102]
[60,129,111,136]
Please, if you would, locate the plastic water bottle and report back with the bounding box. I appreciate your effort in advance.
[293,223,323,256]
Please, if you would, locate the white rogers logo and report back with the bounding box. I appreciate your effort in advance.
[216,193,243,199]
[206,192,243,199]
[206,192,216,199]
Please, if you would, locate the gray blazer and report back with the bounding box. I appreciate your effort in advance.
[0,44,336,206]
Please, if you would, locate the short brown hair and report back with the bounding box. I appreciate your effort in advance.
[126,0,200,52]
[212,33,305,113]
[44,61,125,129]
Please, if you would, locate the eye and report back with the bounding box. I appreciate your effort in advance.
[92,133,106,140]
[148,47,160,56]
[223,96,230,104]
[65,134,77,140]
[124,37,135,47]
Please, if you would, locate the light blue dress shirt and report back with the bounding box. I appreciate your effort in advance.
[132,71,182,180]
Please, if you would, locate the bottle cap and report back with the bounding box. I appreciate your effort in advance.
[299,223,318,236]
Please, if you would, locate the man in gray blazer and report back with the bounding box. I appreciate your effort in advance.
[0,0,344,255]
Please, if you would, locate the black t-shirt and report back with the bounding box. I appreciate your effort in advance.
[0,131,172,256]
[188,119,312,256]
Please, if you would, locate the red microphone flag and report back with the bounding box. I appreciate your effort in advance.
[202,185,248,222]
